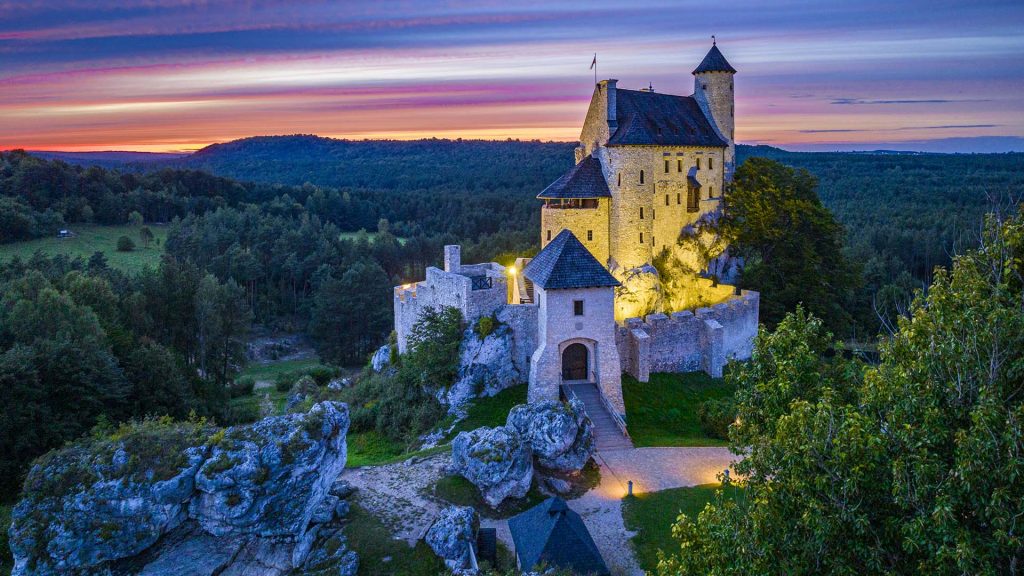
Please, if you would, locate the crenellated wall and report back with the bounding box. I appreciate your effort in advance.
[617,290,759,379]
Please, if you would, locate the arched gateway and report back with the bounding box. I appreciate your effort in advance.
[561,343,589,381]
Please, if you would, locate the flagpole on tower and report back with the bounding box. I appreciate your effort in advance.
[591,53,597,85]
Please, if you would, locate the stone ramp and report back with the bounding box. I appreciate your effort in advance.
[563,383,633,451]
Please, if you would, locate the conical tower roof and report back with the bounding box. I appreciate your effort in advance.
[692,43,736,74]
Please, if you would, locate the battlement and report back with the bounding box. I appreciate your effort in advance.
[616,290,759,380]
[394,255,509,353]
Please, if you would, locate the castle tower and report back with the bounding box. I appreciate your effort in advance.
[692,41,736,180]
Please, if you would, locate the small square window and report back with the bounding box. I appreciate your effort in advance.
[587,230,593,241]
[573,300,584,316]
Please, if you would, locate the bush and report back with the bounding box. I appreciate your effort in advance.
[341,368,446,446]
[228,377,255,399]
[116,235,135,252]
[698,398,736,440]
[275,371,299,392]
[225,401,261,425]
[475,315,498,339]
[306,365,340,386]
[405,306,463,388]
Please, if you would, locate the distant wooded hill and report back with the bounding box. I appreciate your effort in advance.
[22,135,1024,284]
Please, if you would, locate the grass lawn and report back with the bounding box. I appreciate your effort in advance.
[237,358,331,383]
[446,384,527,439]
[623,372,735,447]
[431,474,548,519]
[0,224,168,274]
[622,482,743,572]
[345,502,444,575]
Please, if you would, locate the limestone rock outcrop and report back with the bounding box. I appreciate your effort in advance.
[506,398,595,473]
[613,263,663,322]
[441,320,523,409]
[370,344,391,372]
[425,506,479,571]
[9,402,354,576]
[450,425,533,507]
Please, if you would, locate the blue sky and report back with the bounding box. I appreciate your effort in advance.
[1,0,1022,151]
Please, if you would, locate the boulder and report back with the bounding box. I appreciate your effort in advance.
[424,506,479,571]
[442,320,522,409]
[285,375,319,412]
[370,344,391,372]
[450,425,533,507]
[9,402,353,576]
[190,401,350,538]
[506,398,595,473]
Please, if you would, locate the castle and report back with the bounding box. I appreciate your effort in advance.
[394,42,758,428]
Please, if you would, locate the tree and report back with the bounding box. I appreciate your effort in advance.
[194,274,250,384]
[658,211,1024,575]
[139,226,154,248]
[309,259,392,365]
[128,210,144,227]
[721,157,860,335]
[404,305,464,388]
[116,235,135,252]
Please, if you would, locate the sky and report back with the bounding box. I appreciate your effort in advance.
[1,0,1023,153]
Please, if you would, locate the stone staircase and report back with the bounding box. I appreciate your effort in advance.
[563,383,633,451]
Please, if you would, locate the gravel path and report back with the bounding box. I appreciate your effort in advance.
[338,446,738,576]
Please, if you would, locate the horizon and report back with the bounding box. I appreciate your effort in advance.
[2,1,1023,153]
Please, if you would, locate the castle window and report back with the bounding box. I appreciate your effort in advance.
[709,158,714,170]
[696,158,702,170]
[617,173,621,186]
[587,230,593,241]
[639,232,644,244]
[709,186,715,199]
[702,83,707,90]
[652,208,656,220]
[665,194,669,206]
[664,160,669,173]
[546,230,551,241]
[677,159,683,172]
[639,207,644,220]
[677,193,681,205]
[687,185,699,213]
[573,300,584,316]
[639,170,645,184]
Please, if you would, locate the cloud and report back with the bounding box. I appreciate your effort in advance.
[830,98,992,105]
[800,124,999,133]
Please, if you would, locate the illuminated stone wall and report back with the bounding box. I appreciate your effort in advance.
[539,198,611,266]
[617,290,759,379]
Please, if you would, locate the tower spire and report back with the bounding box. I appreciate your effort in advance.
[712,34,716,46]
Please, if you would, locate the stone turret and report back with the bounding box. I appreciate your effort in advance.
[692,41,736,180]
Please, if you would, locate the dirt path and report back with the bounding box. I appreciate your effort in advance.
[338,445,738,576]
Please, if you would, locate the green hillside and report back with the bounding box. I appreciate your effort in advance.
[0,224,167,273]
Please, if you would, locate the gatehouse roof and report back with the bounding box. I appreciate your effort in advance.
[523,230,619,290]
[537,155,611,199]
[607,89,727,148]
[508,497,610,576]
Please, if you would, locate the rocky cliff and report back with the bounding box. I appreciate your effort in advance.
[8,402,356,576]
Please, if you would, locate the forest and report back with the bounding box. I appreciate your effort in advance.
[1,140,1021,507]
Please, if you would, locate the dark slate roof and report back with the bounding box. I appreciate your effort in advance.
[522,230,619,290]
[607,89,727,148]
[508,497,610,576]
[693,44,736,74]
[537,155,611,199]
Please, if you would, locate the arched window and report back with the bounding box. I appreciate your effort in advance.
[639,170,645,184]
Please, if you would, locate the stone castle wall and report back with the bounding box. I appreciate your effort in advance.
[540,198,611,266]
[393,263,508,353]
[616,290,759,380]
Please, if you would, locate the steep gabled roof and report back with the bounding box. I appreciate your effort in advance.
[693,44,736,74]
[523,230,619,290]
[537,155,611,199]
[508,497,610,576]
[607,89,727,148]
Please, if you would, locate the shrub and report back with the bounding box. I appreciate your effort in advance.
[225,400,261,425]
[698,398,736,440]
[340,369,446,445]
[405,306,463,388]
[228,377,255,399]
[275,371,299,392]
[116,235,135,252]
[291,374,319,397]
[475,315,498,339]
[307,365,340,386]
